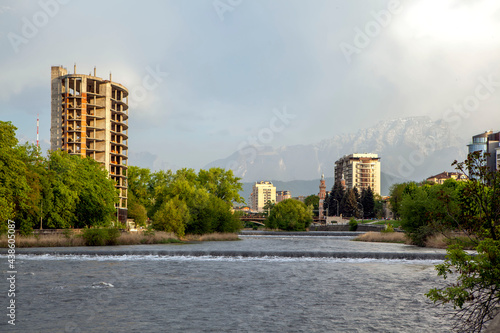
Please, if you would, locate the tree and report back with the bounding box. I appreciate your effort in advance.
[341,189,358,218]
[45,150,117,228]
[263,200,275,216]
[127,166,154,212]
[427,239,500,332]
[373,194,384,219]
[327,180,345,216]
[304,195,319,217]
[0,121,31,230]
[389,183,407,219]
[360,187,375,218]
[152,197,189,238]
[426,152,500,332]
[196,167,244,204]
[127,194,148,227]
[265,199,312,231]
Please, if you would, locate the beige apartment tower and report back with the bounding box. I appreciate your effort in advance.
[250,181,276,212]
[334,153,381,195]
[50,65,129,223]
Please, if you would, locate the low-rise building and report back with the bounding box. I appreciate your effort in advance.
[426,171,467,184]
[276,190,291,203]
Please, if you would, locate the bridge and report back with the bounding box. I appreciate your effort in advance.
[239,216,266,226]
[239,216,326,226]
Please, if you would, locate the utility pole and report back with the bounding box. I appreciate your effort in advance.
[40,200,43,229]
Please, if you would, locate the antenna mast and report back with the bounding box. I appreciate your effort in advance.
[37,114,40,150]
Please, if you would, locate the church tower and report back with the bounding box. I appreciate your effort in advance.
[318,173,326,219]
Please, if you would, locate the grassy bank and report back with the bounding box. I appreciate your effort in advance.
[354,231,408,244]
[0,231,240,248]
[354,231,477,249]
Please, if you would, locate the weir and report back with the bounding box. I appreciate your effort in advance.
[16,249,447,260]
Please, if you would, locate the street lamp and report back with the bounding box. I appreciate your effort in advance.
[332,199,339,217]
[357,202,364,221]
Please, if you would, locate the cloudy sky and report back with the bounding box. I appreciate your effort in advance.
[1,0,500,172]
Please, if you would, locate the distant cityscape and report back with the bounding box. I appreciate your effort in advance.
[239,129,498,215]
[48,65,499,222]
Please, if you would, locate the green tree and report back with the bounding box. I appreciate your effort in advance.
[127,195,148,227]
[360,187,375,218]
[196,167,244,204]
[427,239,500,332]
[0,121,31,230]
[341,189,358,218]
[263,200,275,216]
[373,194,384,219]
[389,182,407,219]
[304,195,319,217]
[47,150,117,228]
[152,197,189,238]
[265,199,312,231]
[426,152,500,331]
[128,166,154,209]
[327,180,345,216]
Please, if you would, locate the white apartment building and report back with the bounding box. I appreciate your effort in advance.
[250,181,276,212]
[334,153,381,195]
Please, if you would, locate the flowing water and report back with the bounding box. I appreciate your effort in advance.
[2,234,454,332]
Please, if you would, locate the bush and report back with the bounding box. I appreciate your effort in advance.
[381,223,395,233]
[349,218,358,231]
[81,228,121,246]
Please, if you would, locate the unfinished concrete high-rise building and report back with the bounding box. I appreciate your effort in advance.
[50,65,129,223]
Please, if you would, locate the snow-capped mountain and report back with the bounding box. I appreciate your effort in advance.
[206,116,468,193]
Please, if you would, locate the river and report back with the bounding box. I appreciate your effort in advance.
[2,233,453,332]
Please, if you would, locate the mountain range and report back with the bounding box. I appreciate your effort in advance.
[207,116,468,196]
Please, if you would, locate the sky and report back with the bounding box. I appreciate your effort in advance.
[1,0,500,172]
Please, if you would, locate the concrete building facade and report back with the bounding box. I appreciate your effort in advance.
[276,190,291,203]
[50,65,129,223]
[334,153,381,195]
[468,130,500,172]
[250,181,276,212]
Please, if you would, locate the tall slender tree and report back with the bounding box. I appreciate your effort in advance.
[327,180,345,216]
[361,187,375,218]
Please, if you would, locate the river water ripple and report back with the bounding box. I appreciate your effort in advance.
[2,235,453,332]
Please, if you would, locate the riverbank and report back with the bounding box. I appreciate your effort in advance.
[0,231,240,248]
[353,231,477,249]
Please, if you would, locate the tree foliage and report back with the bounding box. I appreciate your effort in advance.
[152,197,189,237]
[0,121,118,233]
[304,194,319,217]
[341,188,358,218]
[265,199,312,231]
[420,152,500,332]
[325,180,344,216]
[127,165,244,235]
[360,187,375,218]
[427,240,500,332]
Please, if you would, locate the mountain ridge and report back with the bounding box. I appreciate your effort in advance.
[207,116,468,193]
